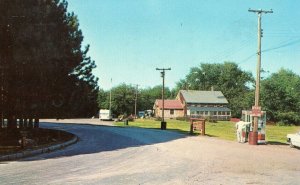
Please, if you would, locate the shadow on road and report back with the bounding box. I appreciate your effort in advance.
[18,121,188,162]
[266,141,288,146]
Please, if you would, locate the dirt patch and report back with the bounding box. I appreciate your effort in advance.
[0,128,74,155]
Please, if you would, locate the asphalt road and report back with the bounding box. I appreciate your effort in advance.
[0,119,299,185]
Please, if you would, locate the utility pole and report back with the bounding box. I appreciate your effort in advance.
[109,78,112,115]
[156,67,171,130]
[134,84,138,118]
[248,8,273,145]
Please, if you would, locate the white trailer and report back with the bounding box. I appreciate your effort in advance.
[99,109,112,121]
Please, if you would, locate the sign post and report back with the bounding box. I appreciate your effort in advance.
[190,118,205,136]
[251,106,262,117]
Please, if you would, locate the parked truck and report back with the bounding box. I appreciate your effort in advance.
[99,109,112,121]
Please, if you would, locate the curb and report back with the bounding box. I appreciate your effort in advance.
[0,135,78,161]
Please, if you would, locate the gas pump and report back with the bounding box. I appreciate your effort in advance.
[241,110,266,144]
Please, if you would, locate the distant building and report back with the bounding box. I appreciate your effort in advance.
[176,90,231,121]
[153,99,184,119]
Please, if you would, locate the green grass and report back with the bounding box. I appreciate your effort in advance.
[115,119,300,144]
[266,125,299,144]
[115,119,190,133]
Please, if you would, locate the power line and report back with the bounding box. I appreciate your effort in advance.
[208,35,256,63]
[262,38,300,53]
[238,38,300,65]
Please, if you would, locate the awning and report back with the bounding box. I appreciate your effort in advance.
[188,107,231,112]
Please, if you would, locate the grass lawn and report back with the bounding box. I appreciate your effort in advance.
[115,119,300,144]
[266,125,300,144]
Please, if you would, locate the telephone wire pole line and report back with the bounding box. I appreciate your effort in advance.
[156,67,171,130]
[248,8,273,145]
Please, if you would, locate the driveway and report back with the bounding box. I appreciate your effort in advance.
[0,119,299,185]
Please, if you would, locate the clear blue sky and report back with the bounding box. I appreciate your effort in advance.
[67,0,300,90]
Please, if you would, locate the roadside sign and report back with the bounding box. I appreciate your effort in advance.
[251,106,262,117]
[193,121,202,130]
[189,118,206,136]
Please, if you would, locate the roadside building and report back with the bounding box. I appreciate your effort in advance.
[176,90,231,120]
[153,100,184,119]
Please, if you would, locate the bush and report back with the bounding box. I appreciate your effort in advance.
[175,117,188,121]
[155,117,162,121]
[127,115,134,122]
[207,116,218,123]
[276,111,300,125]
[276,121,287,126]
[117,115,125,121]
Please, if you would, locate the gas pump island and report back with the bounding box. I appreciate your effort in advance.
[236,108,266,144]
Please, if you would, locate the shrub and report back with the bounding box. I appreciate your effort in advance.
[276,121,289,126]
[155,117,162,121]
[175,117,187,121]
[276,111,300,125]
[127,115,134,122]
[207,116,218,123]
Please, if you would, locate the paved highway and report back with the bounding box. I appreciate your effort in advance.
[0,119,299,184]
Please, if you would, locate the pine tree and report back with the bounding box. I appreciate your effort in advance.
[0,0,98,128]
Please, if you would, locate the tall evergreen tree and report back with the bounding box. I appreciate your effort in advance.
[0,0,98,128]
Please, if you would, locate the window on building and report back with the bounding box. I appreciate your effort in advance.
[170,109,174,115]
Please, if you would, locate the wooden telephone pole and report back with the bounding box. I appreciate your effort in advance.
[134,84,138,118]
[156,67,171,130]
[248,8,273,145]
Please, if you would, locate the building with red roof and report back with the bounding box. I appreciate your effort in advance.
[153,99,184,119]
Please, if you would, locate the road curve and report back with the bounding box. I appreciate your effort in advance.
[0,119,299,185]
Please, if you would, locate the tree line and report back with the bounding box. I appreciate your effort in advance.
[98,62,300,125]
[0,0,98,129]
[98,84,174,117]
